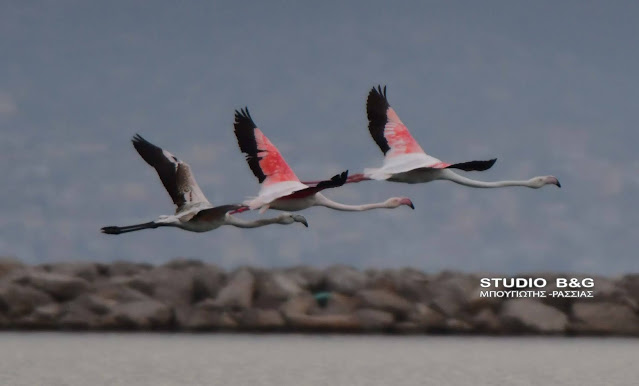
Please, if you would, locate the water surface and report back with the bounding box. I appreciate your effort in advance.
[0,333,635,386]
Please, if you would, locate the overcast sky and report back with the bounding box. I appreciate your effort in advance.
[1,0,637,274]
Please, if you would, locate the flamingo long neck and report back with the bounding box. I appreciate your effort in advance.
[313,193,390,212]
[443,170,533,188]
[225,214,287,228]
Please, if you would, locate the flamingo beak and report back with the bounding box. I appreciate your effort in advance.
[293,214,309,227]
[401,198,415,209]
[551,177,561,188]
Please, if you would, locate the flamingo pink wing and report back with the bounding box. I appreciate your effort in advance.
[234,108,301,187]
[367,86,425,158]
[383,107,426,157]
[253,128,300,185]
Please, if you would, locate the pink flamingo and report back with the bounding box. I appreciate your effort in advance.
[101,135,308,235]
[233,108,414,212]
[309,86,561,189]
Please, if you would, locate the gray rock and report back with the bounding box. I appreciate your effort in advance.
[444,318,473,333]
[542,275,634,311]
[58,303,101,329]
[139,266,194,306]
[285,313,360,331]
[44,262,106,281]
[254,271,305,308]
[107,261,152,277]
[60,292,137,330]
[471,308,502,333]
[0,313,9,328]
[109,275,155,296]
[212,269,255,310]
[500,299,568,334]
[324,265,368,295]
[15,303,62,329]
[365,269,395,291]
[390,268,432,302]
[284,266,324,290]
[0,283,54,318]
[239,309,285,329]
[619,274,639,305]
[280,293,317,317]
[355,289,412,317]
[33,303,62,320]
[571,302,639,335]
[355,308,394,330]
[587,277,636,309]
[426,272,477,317]
[93,281,151,303]
[109,300,173,329]
[407,303,446,329]
[18,272,89,301]
[162,258,204,270]
[316,293,359,315]
[184,308,237,331]
[0,257,24,279]
[190,264,226,303]
[137,264,222,326]
[66,294,115,316]
[393,321,423,333]
[467,285,502,312]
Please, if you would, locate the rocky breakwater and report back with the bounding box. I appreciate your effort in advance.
[0,258,637,335]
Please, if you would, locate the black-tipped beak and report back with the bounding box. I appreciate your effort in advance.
[298,217,309,227]
[556,180,561,188]
[400,198,414,209]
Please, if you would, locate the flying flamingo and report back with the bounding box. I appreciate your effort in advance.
[314,86,560,189]
[101,134,308,235]
[233,108,414,212]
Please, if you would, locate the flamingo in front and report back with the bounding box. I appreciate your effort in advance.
[233,108,414,212]
[101,135,308,235]
[312,86,560,189]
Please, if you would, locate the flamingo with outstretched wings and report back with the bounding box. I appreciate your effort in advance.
[101,134,309,235]
[234,108,414,212]
[335,86,560,189]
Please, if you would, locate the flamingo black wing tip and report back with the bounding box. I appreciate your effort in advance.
[338,170,349,185]
[447,158,498,172]
[234,107,256,127]
[101,226,120,235]
[370,84,387,99]
[132,133,145,143]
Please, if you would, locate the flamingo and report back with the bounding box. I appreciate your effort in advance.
[101,134,308,235]
[233,108,414,212]
[316,86,561,189]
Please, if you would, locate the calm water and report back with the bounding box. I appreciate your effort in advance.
[0,333,636,386]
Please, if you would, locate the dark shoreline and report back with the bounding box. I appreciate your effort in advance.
[1,258,637,336]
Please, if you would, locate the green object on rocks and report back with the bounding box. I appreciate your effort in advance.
[313,291,331,307]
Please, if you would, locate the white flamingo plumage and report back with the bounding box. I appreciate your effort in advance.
[101,135,308,235]
[307,86,561,189]
[233,108,414,213]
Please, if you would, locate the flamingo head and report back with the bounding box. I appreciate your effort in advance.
[387,197,415,209]
[529,176,561,189]
[281,213,309,227]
